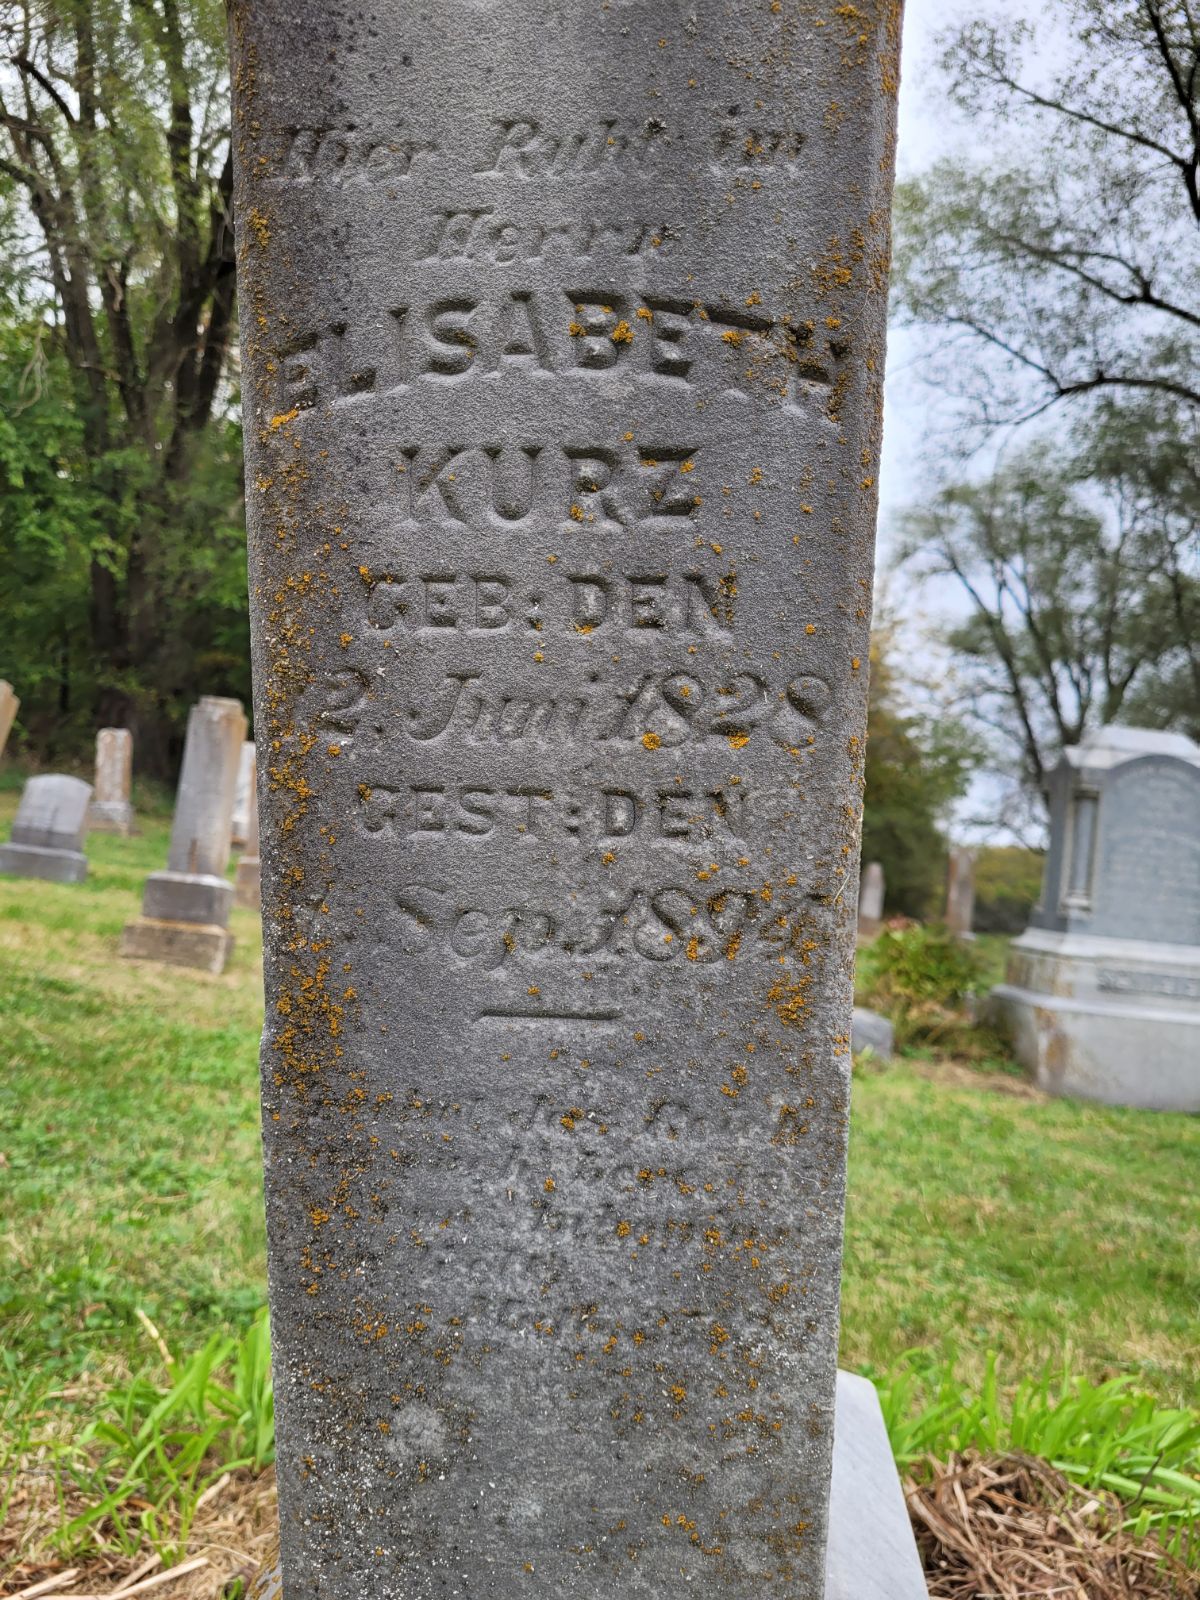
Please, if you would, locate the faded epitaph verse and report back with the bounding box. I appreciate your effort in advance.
[230,6,900,1600]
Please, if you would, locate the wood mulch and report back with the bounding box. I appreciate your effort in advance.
[908,1451,1197,1598]
[3,1451,1195,1599]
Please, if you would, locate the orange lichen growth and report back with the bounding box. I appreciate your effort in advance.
[611,320,634,344]
[642,731,662,750]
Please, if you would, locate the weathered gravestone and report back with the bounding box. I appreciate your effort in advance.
[0,774,91,883]
[232,740,257,850]
[90,728,136,835]
[991,726,1200,1111]
[858,860,885,939]
[119,695,247,974]
[0,681,19,761]
[943,847,974,939]
[230,3,917,1599]
[234,759,261,911]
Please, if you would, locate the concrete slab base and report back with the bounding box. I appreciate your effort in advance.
[0,842,87,883]
[990,928,1200,1111]
[244,1371,928,1600]
[119,916,233,975]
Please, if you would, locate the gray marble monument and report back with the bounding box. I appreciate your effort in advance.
[119,695,247,973]
[858,860,885,939]
[231,4,919,1600]
[90,728,135,835]
[943,847,975,939]
[991,726,1200,1111]
[0,774,91,883]
[0,681,18,761]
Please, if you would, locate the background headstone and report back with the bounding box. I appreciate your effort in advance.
[90,728,135,835]
[0,774,91,883]
[852,1007,895,1061]
[120,694,247,973]
[991,726,1200,1110]
[943,847,975,939]
[234,761,260,911]
[231,741,256,850]
[859,860,886,939]
[231,3,906,1599]
[0,681,19,760]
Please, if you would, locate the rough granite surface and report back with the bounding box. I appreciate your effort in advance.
[229,5,901,1599]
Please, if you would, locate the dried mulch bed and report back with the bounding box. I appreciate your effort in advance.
[908,1451,1197,1598]
[4,1451,1196,1600]
[1,1468,277,1600]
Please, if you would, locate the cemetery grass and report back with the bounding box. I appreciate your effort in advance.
[1,781,1198,1573]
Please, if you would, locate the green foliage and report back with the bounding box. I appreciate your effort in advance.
[43,1316,273,1564]
[0,1,244,772]
[974,846,1045,935]
[858,922,1001,1054]
[876,1354,1200,1561]
[862,633,979,917]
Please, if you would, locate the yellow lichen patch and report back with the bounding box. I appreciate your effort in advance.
[686,935,701,961]
[727,732,750,751]
[642,731,662,750]
[721,328,743,346]
[611,320,634,344]
[569,504,585,521]
[269,408,299,430]
[544,1177,556,1192]
[636,306,653,322]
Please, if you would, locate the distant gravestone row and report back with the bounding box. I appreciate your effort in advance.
[0,693,259,975]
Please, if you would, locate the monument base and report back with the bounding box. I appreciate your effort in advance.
[89,800,136,835]
[990,928,1200,1112]
[0,842,87,884]
[234,855,260,911]
[244,1371,928,1600]
[119,916,233,975]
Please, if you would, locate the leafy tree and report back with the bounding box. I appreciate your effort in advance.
[894,1,1200,817]
[0,0,244,771]
[895,2,1200,424]
[901,442,1200,809]
[861,633,979,919]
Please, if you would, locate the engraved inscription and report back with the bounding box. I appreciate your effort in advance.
[268,291,842,415]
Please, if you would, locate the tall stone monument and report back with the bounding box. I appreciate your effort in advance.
[231,5,917,1599]
[231,740,256,849]
[943,847,975,939]
[858,860,885,939]
[992,726,1200,1111]
[90,728,136,835]
[0,681,19,760]
[119,695,247,974]
[0,774,91,883]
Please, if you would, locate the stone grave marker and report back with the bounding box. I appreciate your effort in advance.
[0,681,19,760]
[943,847,975,939]
[992,726,1200,1110]
[858,860,885,939]
[232,740,256,849]
[90,728,136,835]
[230,3,917,1598]
[234,757,261,911]
[0,774,91,883]
[120,694,247,974]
